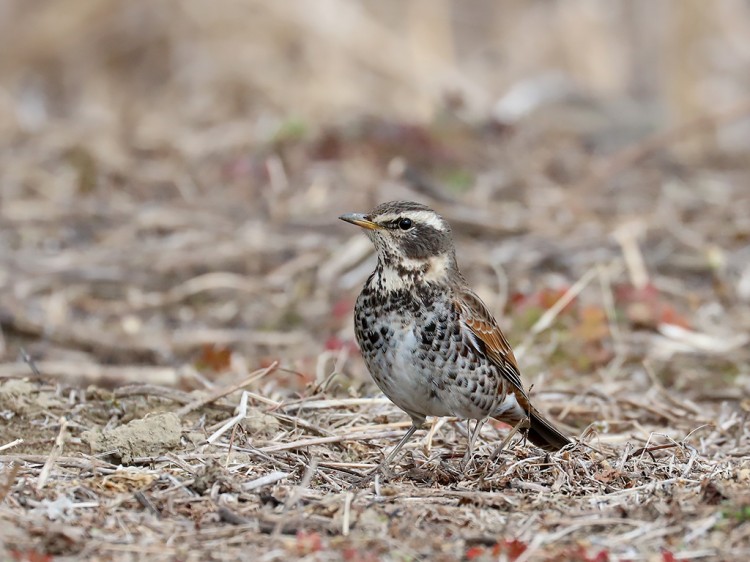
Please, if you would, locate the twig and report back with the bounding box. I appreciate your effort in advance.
[217,505,250,525]
[613,222,649,289]
[134,491,161,518]
[0,454,116,469]
[268,412,334,437]
[627,443,679,461]
[0,361,180,386]
[342,491,354,536]
[272,458,318,536]
[281,397,393,412]
[206,391,249,444]
[257,431,404,453]
[0,463,21,503]
[242,471,289,492]
[20,347,41,376]
[36,416,69,490]
[515,267,597,358]
[176,362,278,417]
[115,384,198,405]
[0,438,24,453]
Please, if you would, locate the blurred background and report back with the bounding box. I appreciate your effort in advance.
[1,0,749,400]
[3,1,750,131]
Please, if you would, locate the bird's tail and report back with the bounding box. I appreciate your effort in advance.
[525,407,571,452]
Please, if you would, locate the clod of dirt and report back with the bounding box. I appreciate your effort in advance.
[0,379,64,417]
[239,408,281,435]
[0,379,39,415]
[83,412,182,464]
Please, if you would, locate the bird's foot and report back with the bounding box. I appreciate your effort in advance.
[348,464,394,491]
[459,449,475,475]
[490,417,530,460]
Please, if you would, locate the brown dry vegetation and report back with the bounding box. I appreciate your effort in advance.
[1,1,750,561]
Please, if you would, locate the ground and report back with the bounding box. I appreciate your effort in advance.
[2,2,750,561]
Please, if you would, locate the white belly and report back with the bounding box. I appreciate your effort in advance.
[371,324,454,421]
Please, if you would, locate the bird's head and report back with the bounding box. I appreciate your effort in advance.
[339,201,458,285]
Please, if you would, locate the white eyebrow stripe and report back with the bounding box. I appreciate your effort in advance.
[376,210,448,232]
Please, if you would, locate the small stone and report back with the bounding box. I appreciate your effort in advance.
[239,408,281,435]
[83,412,181,464]
[0,379,38,415]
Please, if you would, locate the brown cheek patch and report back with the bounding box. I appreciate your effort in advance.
[401,225,448,260]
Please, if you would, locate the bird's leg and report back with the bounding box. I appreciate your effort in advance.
[491,417,530,460]
[354,423,421,487]
[377,423,420,471]
[461,418,487,471]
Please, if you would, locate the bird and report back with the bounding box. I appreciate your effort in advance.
[339,201,571,478]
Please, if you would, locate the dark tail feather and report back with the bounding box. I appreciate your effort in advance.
[526,408,572,452]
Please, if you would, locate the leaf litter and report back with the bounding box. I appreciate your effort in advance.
[1,3,750,560]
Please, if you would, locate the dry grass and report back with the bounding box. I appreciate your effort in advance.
[1,370,750,560]
[2,1,750,560]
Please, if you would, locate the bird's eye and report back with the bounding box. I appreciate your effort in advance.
[398,218,413,231]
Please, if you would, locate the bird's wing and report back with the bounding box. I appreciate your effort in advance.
[456,288,529,402]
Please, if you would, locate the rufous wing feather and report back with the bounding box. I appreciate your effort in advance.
[456,289,526,397]
[457,289,571,451]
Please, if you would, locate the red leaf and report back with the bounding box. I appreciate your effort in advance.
[615,282,691,330]
[509,292,529,307]
[538,287,573,311]
[332,297,354,320]
[465,546,486,560]
[494,539,528,560]
[615,282,659,303]
[590,550,610,562]
[195,344,232,373]
[10,551,53,562]
[513,287,576,314]
[575,305,609,344]
[342,547,380,562]
[324,336,359,354]
[658,305,691,329]
[295,530,323,554]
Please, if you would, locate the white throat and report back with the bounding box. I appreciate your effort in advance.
[374,253,453,292]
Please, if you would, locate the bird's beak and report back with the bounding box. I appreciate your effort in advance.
[338,213,382,230]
